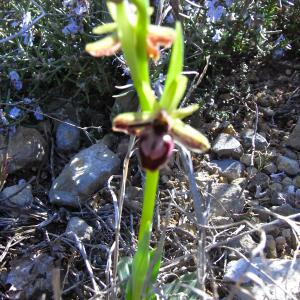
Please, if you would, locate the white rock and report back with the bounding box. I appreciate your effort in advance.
[224,257,300,300]
[65,217,93,241]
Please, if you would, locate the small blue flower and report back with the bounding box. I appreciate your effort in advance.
[165,13,175,25]
[21,12,33,46]
[23,97,33,104]
[74,3,88,16]
[62,18,80,35]
[212,29,222,42]
[0,109,9,126]
[273,48,285,59]
[206,0,224,23]
[8,107,22,119]
[33,106,44,121]
[225,0,233,7]
[9,71,23,91]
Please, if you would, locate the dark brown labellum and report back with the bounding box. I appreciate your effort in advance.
[138,130,174,171]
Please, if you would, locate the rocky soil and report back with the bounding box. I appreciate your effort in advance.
[0,59,300,299]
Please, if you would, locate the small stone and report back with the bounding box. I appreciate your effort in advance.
[263,162,277,174]
[56,120,80,152]
[229,234,257,257]
[110,92,139,121]
[0,127,47,174]
[241,129,268,150]
[283,148,298,160]
[287,117,300,150]
[208,159,245,181]
[270,183,283,192]
[248,172,270,191]
[275,236,287,254]
[207,183,245,218]
[1,183,33,208]
[282,229,292,245]
[271,203,300,216]
[194,171,211,187]
[246,166,258,176]
[231,177,247,187]
[265,235,277,258]
[49,143,120,207]
[65,217,93,241]
[240,153,252,166]
[270,191,286,206]
[211,216,234,226]
[212,133,243,159]
[277,155,300,176]
[293,175,300,188]
[224,257,300,299]
[281,176,293,186]
[101,133,118,150]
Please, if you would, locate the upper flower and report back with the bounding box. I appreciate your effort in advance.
[85,23,175,62]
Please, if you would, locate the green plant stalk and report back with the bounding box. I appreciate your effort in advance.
[115,1,156,112]
[138,170,159,242]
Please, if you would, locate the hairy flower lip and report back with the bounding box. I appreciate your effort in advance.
[113,108,210,170]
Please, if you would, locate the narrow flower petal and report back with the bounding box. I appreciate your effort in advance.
[112,111,154,135]
[92,23,117,35]
[170,104,200,119]
[85,35,121,57]
[147,25,176,61]
[171,119,210,152]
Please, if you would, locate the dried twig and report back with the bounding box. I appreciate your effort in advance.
[70,233,101,299]
[112,136,136,298]
[181,56,210,108]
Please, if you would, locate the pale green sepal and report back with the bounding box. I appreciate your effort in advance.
[160,74,188,112]
[107,2,117,21]
[160,22,184,110]
[172,119,211,152]
[171,104,199,119]
[92,23,117,35]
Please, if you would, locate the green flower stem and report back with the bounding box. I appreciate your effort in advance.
[138,170,159,242]
[116,1,156,112]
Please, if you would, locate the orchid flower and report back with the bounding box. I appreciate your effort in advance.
[85,5,175,62]
[113,23,210,170]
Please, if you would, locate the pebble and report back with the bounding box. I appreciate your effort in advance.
[277,155,300,176]
[212,133,243,159]
[56,120,80,152]
[275,236,287,254]
[270,191,286,206]
[293,175,300,188]
[110,91,139,120]
[49,143,120,207]
[208,159,245,181]
[248,172,270,191]
[283,148,298,160]
[1,183,33,208]
[207,183,245,218]
[241,129,268,150]
[281,176,293,186]
[265,235,277,258]
[269,182,283,192]
[0,127,47,174]
[65,217,93,241]
[240,153,252,166]
[287,117,300,150]
[271,203,300,216]
[263,162,277,174]
[101,133,118,150]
